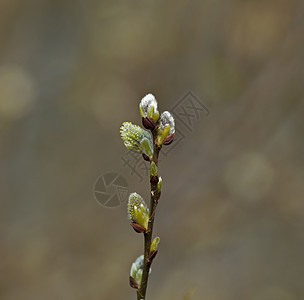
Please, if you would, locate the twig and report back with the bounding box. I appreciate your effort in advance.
[137,129,161,300]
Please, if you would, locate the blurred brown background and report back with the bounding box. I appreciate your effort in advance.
[1,0,304,299]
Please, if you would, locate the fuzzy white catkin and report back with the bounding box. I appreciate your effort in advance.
[140,94,158,115]
[159,111,175,133]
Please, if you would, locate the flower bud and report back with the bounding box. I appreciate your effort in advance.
[120,122,154,158]
[130,255,152,288]
[139,94,159,123]
[157,111,175,145]
[127,193,149,230]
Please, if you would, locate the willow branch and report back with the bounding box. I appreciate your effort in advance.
[137,129,161,300]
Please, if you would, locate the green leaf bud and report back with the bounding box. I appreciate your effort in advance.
[148,237,160,262]
[150,162,158,176]
[150,237,160,251]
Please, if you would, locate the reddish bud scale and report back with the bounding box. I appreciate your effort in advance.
[129,276,139,289]
[142,153,150,161]
[150,175,159,186]
[148,250,158,263]
[130,222,146,233]
[162,133,175,145]
[142,117,156,131]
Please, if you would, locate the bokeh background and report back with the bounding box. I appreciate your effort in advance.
[1,0,304,299]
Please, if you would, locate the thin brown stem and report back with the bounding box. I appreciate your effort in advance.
[137,129,161,300]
